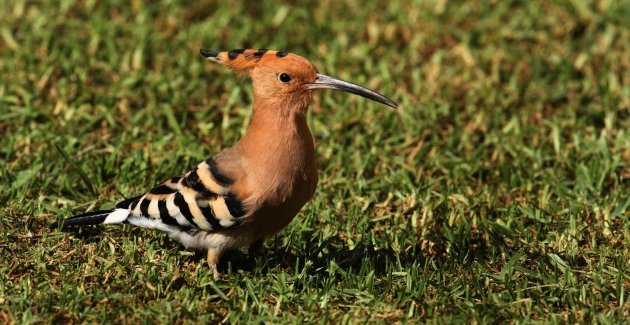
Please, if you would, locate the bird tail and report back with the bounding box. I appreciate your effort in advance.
[50,208,130,230]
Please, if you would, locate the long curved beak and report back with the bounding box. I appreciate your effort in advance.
[305,74,398,109]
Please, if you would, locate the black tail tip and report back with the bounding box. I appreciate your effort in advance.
[49,210,113,231]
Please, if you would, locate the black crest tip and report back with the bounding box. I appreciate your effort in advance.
[200,49,219,58]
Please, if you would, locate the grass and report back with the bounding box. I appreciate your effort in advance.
[1,0,629,323]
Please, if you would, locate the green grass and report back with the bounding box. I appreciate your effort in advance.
[1,0,629,323]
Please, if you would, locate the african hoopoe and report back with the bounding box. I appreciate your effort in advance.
[51,48,397,277]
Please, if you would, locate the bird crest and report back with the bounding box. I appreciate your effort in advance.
[200,48,291,72]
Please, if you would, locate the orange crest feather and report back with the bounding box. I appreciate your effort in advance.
[200,48,290,72]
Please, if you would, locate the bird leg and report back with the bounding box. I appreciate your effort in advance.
[207,248,221,280]
[249,239,264,255]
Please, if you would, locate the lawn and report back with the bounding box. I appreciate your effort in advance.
[1,0,629,323]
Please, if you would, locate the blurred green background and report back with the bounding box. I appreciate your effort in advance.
[1,0,629,323]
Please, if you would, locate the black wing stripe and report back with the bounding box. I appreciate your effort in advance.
[224,194,246,218]
[129,198,140,211]
[206,158,233,185]
[150,184,178,195]
[173,192,199,228]
[139,199,150,217]
[184,168,218,198]
[116,195,143,209]
[199,203,223,229]
[158,200,179,226]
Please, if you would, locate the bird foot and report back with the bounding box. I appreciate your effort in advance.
[207,249,221,280]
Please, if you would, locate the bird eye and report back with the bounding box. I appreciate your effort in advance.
[278,73,292,83]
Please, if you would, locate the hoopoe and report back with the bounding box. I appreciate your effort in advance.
[51,48,397,277]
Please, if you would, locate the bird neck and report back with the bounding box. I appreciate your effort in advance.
[237,98,314,161]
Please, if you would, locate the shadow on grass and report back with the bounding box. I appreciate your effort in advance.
[168,236,420,279]
[213,238,423,277]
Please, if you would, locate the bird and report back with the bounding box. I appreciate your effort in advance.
[50,48,397,278]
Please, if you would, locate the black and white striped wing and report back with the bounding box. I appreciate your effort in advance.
[122,157,247,231]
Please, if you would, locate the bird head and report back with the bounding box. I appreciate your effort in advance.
[200,48,397,111]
